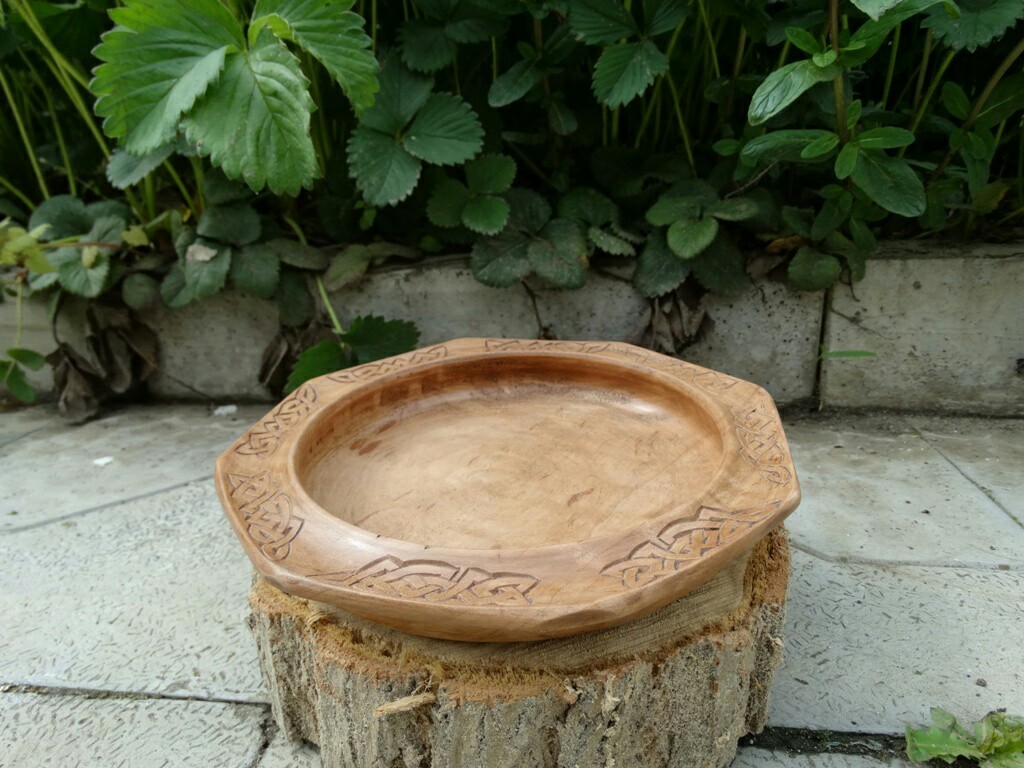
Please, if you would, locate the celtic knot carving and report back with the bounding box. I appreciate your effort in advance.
[327,345,449,382]
[484,339,612,354]
[601,503,780,589]
[314,556,539,606]
[734,400,792,486]
[227,471,304,562]
[236,384,317,457]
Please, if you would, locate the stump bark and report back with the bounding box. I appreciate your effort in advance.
[248,529,790,768]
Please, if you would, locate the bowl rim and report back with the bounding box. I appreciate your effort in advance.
[215,338,801,641]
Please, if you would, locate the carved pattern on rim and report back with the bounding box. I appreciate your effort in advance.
[327,345,450,382]
[313,556,540,606]
[734,400,792,486]
[483,339,612,354]
[236,384,317,457]
[601,502,781,589]
[227,471,304,562]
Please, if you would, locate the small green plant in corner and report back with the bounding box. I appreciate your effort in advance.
[906,708,1024,766]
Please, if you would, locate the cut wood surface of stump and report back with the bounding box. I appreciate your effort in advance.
[248,528,791,768]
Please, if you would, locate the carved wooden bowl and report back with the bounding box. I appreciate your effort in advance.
[216,338,800,642]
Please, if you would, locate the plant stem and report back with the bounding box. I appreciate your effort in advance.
[881,24,900,110]
[666,71,697,173]
[829,0,849,143]
[902,49,956,153]
[371,0,378,53]
[0,69,49,200]
[315,275,346,336]
[929,34,1024,180]
[912,30,932,112]
[696,0,721,79]
[163,161,195,212]
[634,18,686,148]
[15,279,24,348]
[0,174,35,209]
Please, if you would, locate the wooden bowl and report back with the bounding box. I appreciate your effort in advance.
[216,339,800,642]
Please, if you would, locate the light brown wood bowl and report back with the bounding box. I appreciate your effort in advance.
[216,338,800,642]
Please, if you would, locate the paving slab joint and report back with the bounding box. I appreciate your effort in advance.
[744,726,909,762]
[0,682,270,709]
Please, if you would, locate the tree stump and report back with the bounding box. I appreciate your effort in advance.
[247,528,790,768]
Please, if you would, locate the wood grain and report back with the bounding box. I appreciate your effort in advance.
[215,338,801,641]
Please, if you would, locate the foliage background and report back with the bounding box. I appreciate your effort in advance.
[2,0,1024,411]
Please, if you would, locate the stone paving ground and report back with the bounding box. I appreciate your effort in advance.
[0,404,1021,767]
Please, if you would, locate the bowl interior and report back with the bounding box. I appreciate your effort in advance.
[292,354,726,550]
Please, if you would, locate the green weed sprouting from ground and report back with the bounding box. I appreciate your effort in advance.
[906,708,1024,767]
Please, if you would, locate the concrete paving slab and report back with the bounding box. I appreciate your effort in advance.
[0,403,266,530]
[686,281,823,405]
[820,248,1024,415]
[0,691,265,768]
[732,749,910,767]
[769,551,1024,733]
[0,482,266,702]
[259,732,321,767]
[910,416,1024,527]
[0,404,54,447]
[785,419,1024,566]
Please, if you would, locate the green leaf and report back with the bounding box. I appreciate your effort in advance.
[251,0,379,115]
[747,59,837,125]
[588,225,635,256]
[362,59,433,134]
[706,198,760,222]
[92,0,240,155]
[854,127,916,149]
[849,0,905,19]
[269,239,330,270]
[846,0,948,65]
[942,81,971,120]
[835,144,860,179]
[788,246,841,290]
[323,245,372,290]
[340,315,421,363]
[160,264,192,308]
[923,0,1024,51]
[848,216,877,252]
[0,362,37,403]
[742,129,837,163]
[106,145,173,189]
[666,217,718,260]
[800,133,841,159]
[28,195,90,240]
[183,239,231,300]
[59,251,111,297]
[528,219,588,288]
[231,243,280,298]
[785,26,823,54]
[277,268,315,326]
[568,0,639,44]
[286,339,347,392]
[399,19,457,72]
[203,169,253,205]
[466,154,517,194]
[851,150,926,217]
[6,348,46,371]
[646,195,702,226]
[812,193,853,240]
[633,230,688,297]
[122,272,162,309]
[488,58,545,107]
[906,725,985,763]
[507,188,553,232]
[643,0,687,35]
[691,237,748,295]
[471,231,532,286]
[184,30,318,195]
[427,178,472,227]
[196,203,262,246]
[559,187,618,227]
[348,127,422,206]
[593,40,668,108]
[403,93,484,166]
[462,195,510,235]
[549,100,579,135]
[975,72,1024,129]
